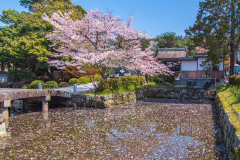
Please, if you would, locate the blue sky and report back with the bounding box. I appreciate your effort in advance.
[0,0,201,38]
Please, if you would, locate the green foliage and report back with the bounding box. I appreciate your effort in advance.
[140,38,151,51]
[96,76,145,93]
[8,68,32,81]
[203,82,211,90]
[233,145,240,160]
[93,74,102,82]
[108,78,122,91]
[216,83,223,90]
[229,76,240,90]
[22,86,28,89]
[79,76,91,84]
[43,81,58,89]
[69,78,79,85]
[30,80,44,85]
[96,79,108,92]
[0,0,86,79]
[78,75,102,84]
[235,76,240,86]
[149,73,175,84]
[120,77,131,88]
[59,82,68,87]
[148,81,171,86]
[185,0,240,76]
[28,80,44,89]
[93,84,144,95]
[230,75,238,85]
[153,32,196,55]
[217,85,240,142]
[154,32,181,49]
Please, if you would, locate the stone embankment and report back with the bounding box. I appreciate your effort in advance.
[215,96,240,159]
[71,87,216,108]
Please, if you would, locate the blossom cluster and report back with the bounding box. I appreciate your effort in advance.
[42,9,171,75]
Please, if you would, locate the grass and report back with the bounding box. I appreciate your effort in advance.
[147,81,171,86]
[217,85,240,136]
[83,84,145,96]
[83,81,202,96]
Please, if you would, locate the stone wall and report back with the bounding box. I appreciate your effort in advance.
[215,96,240,159]
[71,87,216,109]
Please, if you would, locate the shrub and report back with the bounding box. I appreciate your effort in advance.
[96,75,145,92]
[96,79,108,92]
[79,76,91,84]
[43,81,58,89]
[216,84,223,91]
[28,80,44,89]
[31,80,44,85]
[230,75,237,85]
[59,82,69,87]
[120,77,131,88]
[203,82,211,90]
[69,78,79,85]
[93,74,102,82]
[8,68,32,81]
[235,76,240,86]
[153,73,175,84]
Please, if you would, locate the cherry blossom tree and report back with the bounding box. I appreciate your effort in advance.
[42,9,172,86]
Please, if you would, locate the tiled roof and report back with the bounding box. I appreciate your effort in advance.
[156,48,187,59]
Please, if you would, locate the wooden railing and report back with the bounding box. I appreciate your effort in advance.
[180,71,224,79]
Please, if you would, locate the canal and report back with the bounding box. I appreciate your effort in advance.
[0,98,226,159]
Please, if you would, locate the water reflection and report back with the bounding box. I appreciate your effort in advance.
[0,98,225,159]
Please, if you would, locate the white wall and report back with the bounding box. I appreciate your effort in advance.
[219,61,224,71]
[198,57,208,71]
[0,74,8,83]
[181,61,197,71]
[198,57,224,71]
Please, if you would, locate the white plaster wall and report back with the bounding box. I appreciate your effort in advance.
[198,57,224,71]
[219,61,224,71]
[198,57,208,71]
[181,61,197,71]
[0,75,7,83]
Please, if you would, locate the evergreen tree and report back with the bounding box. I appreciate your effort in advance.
[186,0,240,75]
[0,0,86,80]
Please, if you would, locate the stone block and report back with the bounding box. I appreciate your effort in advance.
[1,100,11,108]
[44,95,51,102]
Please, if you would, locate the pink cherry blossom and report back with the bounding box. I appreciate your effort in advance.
[42,9,172,75]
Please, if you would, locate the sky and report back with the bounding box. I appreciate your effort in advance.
[0,0,201,38]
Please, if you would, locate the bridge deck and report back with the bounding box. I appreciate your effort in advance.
[0,88,72,102]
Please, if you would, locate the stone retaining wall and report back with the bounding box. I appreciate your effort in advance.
[71,88,216,108]
[215,96,240,159]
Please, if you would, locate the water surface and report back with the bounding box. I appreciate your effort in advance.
[0,98,226,159]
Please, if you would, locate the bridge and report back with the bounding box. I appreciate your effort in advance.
[0,88,75,122]
[0,83,95,122]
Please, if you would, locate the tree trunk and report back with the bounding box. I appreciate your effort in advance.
[46,68,53,80]
[230,0,236,76]
[60,70,64,82]
[102,66,107,79]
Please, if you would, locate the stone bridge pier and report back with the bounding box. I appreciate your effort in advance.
[0,88,72,122]
[0,95,51,121]
[0,100,11,122]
